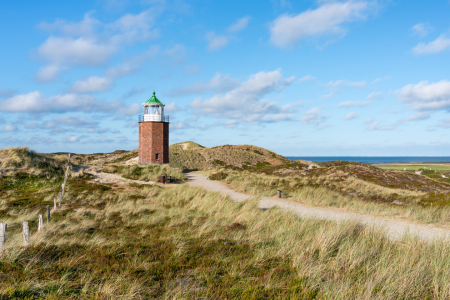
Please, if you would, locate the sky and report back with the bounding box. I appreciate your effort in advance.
[0,0,450,156]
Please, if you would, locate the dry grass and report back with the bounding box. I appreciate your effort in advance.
[210,169,450,226]
[3,174,450,298]
[0,147,66,177]
[102,163,186,182]
[169,142,289,170]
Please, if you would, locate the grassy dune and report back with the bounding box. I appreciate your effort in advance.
[375,164,450,171]
[168,141,290,171]
[206,168,450,226]
[102,164,186,182]
[3,147,450,298]
[3,169,450,298]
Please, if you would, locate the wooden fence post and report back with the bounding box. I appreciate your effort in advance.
[62,183,65,196]
[54,198,57,210]
[38,215,44,231]
[46,206,50,223]
[59,192,61,207]
[22,222,29,246]
[38,215,43,231]
[0,222,6,249]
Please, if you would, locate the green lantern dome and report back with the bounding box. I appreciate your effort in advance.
[144,92,164,106]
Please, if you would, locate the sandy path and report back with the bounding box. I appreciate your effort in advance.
[187,173,450,241]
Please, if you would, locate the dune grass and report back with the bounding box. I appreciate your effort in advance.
[0,147,66,177]
[3,173,450,298]
[102,164,186,182]
[207,169,450,227]
[375,164,450,171]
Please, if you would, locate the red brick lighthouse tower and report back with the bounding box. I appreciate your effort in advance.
[138,92,169,164]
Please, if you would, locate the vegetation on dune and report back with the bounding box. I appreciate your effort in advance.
[102,164,186,182]
[169,142,290,171]
[206,159,450,225]
[2,171,450,298]
[0,147,66,178]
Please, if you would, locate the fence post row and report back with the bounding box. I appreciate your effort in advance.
[0,222,6,250]
[0,153,69,249]
[23,222,29,246]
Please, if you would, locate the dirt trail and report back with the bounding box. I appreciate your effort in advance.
[187,173,450,241]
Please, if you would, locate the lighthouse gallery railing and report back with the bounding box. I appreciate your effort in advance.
[138,114,170,123]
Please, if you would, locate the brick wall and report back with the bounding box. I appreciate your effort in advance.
[139,122,169,164]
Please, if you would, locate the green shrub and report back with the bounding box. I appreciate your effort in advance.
[208,171,228,180]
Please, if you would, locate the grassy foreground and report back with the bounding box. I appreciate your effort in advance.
[2,171,450,299]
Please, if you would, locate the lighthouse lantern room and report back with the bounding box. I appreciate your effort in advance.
[138,92,170,164]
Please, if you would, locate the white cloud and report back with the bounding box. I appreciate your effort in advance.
[189,69,295,123]
[39,13,100,36]
[206,32,229,51]
[0,90,121,113]
[367,112,430,131]
[53,116,99,128]
[116,103,141,116]
[372,76,392,83]
[70,76,113,93]
[64,136,82,142]
[349,81,366,88]
[0,89,16,98]
[411,23,432,37]
[412,35,450,55]
[326,80,345,87]
[105,45,159,78]
[270,0,373,47]
[38,37,115,67]
[344,112,358,120]
[320,92,333,100]
[162,44,186,66]
[36,10,160,81]
[337,100,371,107]
[301,107,326,125]
[367,91,381,100]
[325,79,366,88]
[3,125,17,132]
[165,102,180,113]
[108,9,160,45]
[35,65,66,83]
[438,118,450,128]
[397,80,450,111]
[298,75,315,82]
[405,112,430,121]
[168,73,238,96]
[228,16,251,33]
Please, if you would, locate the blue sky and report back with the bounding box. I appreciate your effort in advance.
[1,0,450,156]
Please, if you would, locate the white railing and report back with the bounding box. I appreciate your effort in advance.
[138,114,169,123]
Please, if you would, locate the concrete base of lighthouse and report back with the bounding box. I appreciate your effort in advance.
[138,122,169,164]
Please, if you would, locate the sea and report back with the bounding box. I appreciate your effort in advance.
[285,157,450,164]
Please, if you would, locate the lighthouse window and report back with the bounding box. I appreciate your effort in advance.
[155,153,159,160]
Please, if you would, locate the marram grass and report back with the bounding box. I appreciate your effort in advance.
[2,173,450,299]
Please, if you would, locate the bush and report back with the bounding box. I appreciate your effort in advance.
[208,171,228,180]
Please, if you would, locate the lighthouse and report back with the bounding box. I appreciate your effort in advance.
[138,92,169,164]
